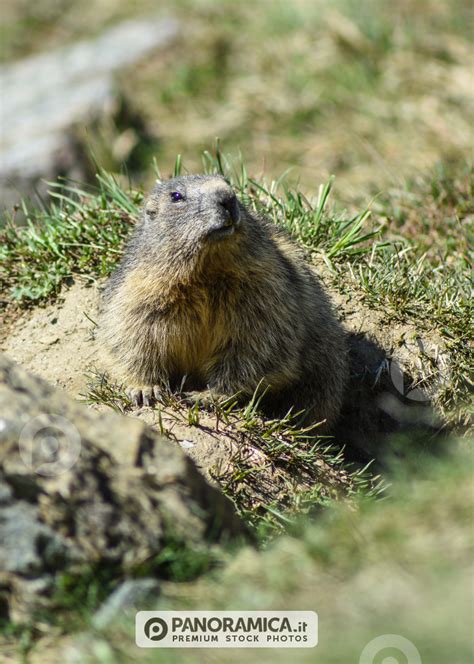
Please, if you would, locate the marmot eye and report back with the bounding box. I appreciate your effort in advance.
[170,191,184,202]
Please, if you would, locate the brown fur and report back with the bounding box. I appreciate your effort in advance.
[99,175,348,429]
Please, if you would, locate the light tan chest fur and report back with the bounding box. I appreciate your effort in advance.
[120,268,229,378]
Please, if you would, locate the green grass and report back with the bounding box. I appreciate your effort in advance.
[0,175,141,305]
[0,149,379,308]
[109,0,473,194]
[83,368,383,536]
[202,393,383,535]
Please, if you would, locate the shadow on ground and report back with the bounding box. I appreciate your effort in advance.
[336,330,448,467]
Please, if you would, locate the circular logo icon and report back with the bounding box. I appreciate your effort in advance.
[144,617,168,641]
[18,414,81,477]
[359,634,422,664]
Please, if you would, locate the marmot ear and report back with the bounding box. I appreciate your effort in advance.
[144,201,158,221]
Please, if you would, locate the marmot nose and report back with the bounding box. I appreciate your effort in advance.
[217,192,239,224]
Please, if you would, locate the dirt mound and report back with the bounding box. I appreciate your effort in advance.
[1,280,350,513]
[1,280,100,395]
[1,278,447,475]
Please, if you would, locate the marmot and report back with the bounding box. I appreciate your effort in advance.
[99,174,348,429]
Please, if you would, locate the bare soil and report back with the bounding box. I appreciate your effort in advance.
[1,275,448,480]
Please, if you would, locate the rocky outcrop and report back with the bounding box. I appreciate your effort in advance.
[0,354,247,622]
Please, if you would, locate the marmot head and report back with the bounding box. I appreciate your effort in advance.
[142,175,243,254]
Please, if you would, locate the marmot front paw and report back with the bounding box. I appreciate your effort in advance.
[126,385,163,407]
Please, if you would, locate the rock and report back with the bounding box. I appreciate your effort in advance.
[0,354,247,622]
[0,499,73,576]
[92,578,160,630]
[0,17,179,210]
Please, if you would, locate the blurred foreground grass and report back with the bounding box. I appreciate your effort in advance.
[111,447,473,664]
[12,444,472,663]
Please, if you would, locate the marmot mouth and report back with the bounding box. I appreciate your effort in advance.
[205,212,240,241]
[206,223,237,242]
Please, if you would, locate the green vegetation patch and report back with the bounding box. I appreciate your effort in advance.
[0,174,141,305]
[0,151,378,308]
[84,369,382,537]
